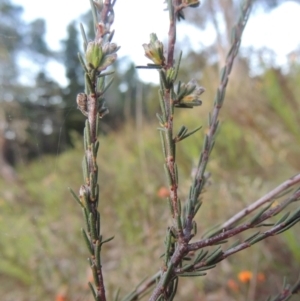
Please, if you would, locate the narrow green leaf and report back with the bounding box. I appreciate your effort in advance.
[89,212,97,241]
[274,212,290,226]
[291,276,300,293]
[159,69,168,88]
[78,53,89,73]
[69,188,83,207]
[193,200,202,215]
[167,197,174,216]
[249,233,265,245]
[162,263,174,287]
[176,81,181,95]
[97,70,115,78]
[174,163,179,185]
[101,76,114,94]
[156,113,166,126]
[194,250,208,264]
[248,201,274,225]
[227,239,240,250]
[192,221,197,236]
[212,240,228,245]
[80,23,88,51]
[197,264,216,272]
[255,223,274,228]
[94,141,100,156]
[219,66,227,82]
[276,217,300,234]
[88,282,97,301]
[96,210,100,237]
[205,247,223,264]
[282,276,287,290]
[178,272,206,277]
[101,235,115,244]
[90,173,96,200]
[95,240,101,268]
[85,120,91,146]
[164,164,173,187]
[284,207,300,225]
[89,0,98,31]
[158,89,167,119]
[208,112,212,126]
[202,134,209,152]
[209,140,215,156]
[230,27,237,44]
[244,231,260,243]
[173,51,182,82]
[159,131,167,159]
[135,65,162,69]
[202,224,222,238]
[179,125,202,141]
[167,277,178,301]
[82,157,89,183]
[174,103,194,109]
[180,262,195,272]
[273,188,293,199]
[82,207,90,232]
[185,200,191,218]
[81,228,94,255]
[95,112,100,136]
[121,290,137,301]
[176,125,188,139]
[164,230,172,264]
[113,289,120,301]
[85,72,94,94]
[108,29,115,42]
[176,86,188,101]
[177,210,183,231]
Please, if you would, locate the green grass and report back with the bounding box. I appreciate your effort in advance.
[0,116,299,301]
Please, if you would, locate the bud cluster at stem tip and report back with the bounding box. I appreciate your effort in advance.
[85,39,120,72]
[175,79,205,108]
[143,33,165,66]
[182,0,200,8]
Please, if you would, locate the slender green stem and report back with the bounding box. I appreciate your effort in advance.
[149,1,253,300]
[74,1,118,301]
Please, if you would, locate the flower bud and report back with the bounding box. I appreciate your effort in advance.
[76,93,88,117]
[97,53,117,72]
[182,0,200,8]
[102,42,120,55]
[85,41,103,70]
[176,79,205,107]
[143,33,165,65]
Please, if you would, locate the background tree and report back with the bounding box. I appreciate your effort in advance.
[61,21,86,145]
[0,0,24,97]
[185,0,300,71]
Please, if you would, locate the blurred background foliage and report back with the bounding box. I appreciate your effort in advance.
[0,0,300,300]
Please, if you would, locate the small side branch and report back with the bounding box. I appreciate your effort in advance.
[222,173,300,229]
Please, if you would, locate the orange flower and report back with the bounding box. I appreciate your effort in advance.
[238,270,253,283]
[55,285,68,301]
[55,294,67,301]
[157,187,170,198]
[257,272,266,282]
[227,279,239,292]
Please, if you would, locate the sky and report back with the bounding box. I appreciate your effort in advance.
[11,0,300,85]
